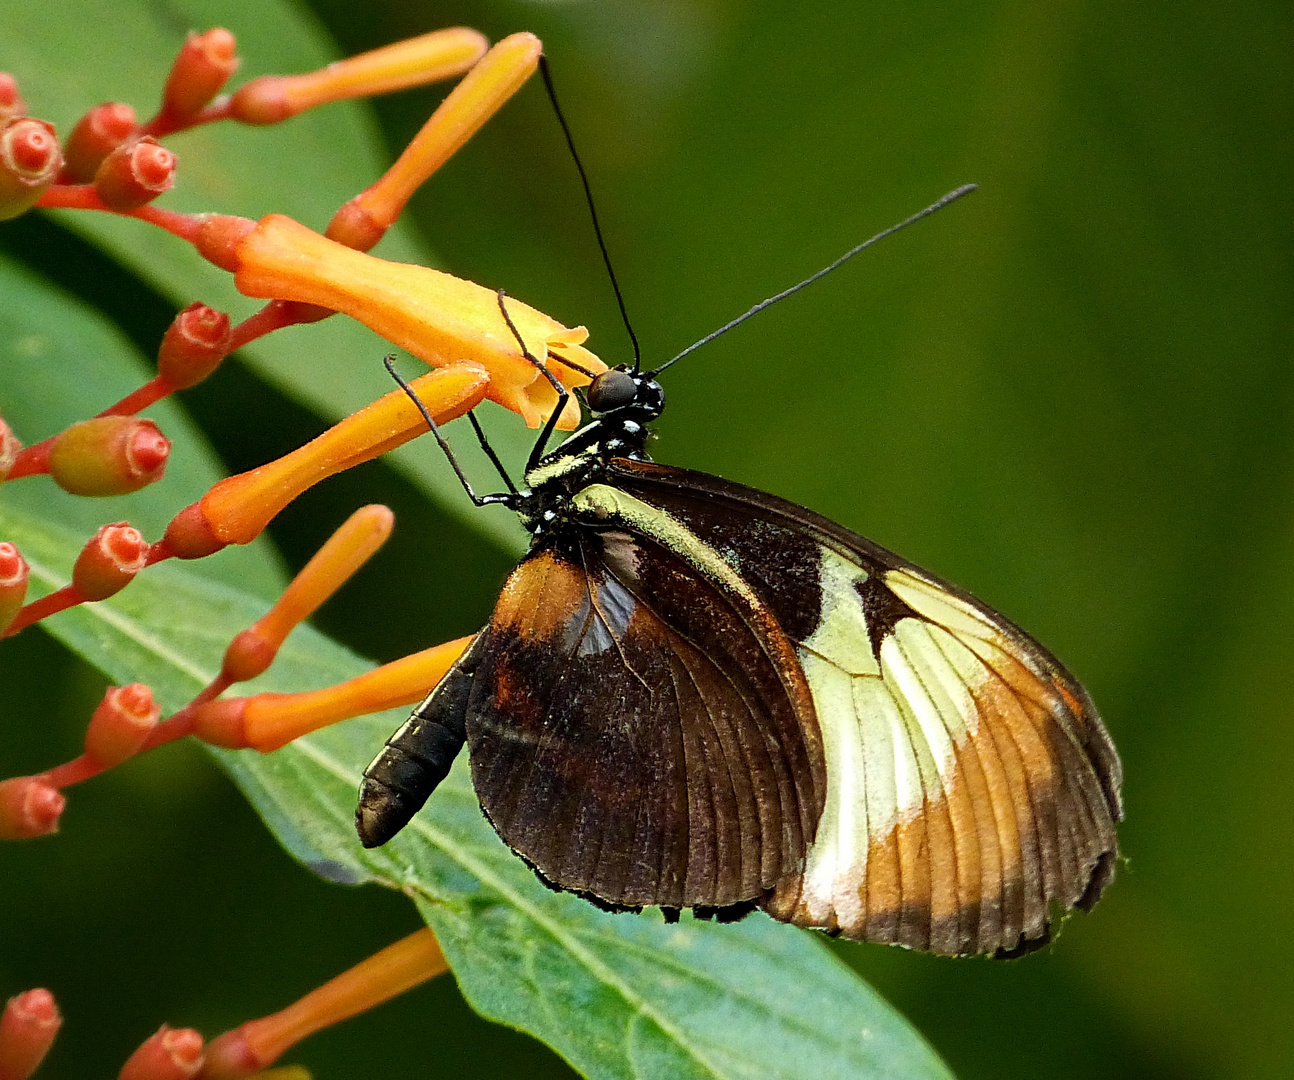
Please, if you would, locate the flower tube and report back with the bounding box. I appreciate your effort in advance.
[233,214,603,428]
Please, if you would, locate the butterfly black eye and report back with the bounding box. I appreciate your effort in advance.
[586,369,638,413]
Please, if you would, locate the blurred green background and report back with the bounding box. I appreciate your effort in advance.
[1,0,1291,1077]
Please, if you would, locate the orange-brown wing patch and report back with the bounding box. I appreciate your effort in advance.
[490,548,592,646]
[467,532,825,912]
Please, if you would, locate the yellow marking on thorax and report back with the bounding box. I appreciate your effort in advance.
[569,484,761,608]
[523,452,586,489]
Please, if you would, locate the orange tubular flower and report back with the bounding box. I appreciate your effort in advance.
[193,635,473,751]
[327,33,542,252]
[233,215,604,428]
[221,504,395,684]
[229,27,488,125]
[193,364,488,547]
[203,929,448,1078]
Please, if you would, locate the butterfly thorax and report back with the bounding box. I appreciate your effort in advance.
[517,369,665,537]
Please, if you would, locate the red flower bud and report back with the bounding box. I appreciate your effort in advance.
[0,73,24,127]
[0,778,65,840]
[323,199,386,253]
[191,698,248,749]
[227,76,291,126]
[158,502,227,561]
[72,523,149,601]
[0,416,20,481]
[193,213,256,272]
[118,1025,204,1080]
[84,683,161,767]
[63,101,138,182]
[0,118,62,221]
[0,988,62,1079]
[48,416,170,496]
[0,542,30,634]
[157,302,231,389]
[94,137,176,211]
[159,29,239,124]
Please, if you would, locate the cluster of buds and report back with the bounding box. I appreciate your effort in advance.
[0,923,443,1077]
[0,20,606,1077]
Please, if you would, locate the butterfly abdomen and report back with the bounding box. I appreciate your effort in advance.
[355,638,480,848]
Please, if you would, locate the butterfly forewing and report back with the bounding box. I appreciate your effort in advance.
[463,525,827,911]
[607,459,1122,956]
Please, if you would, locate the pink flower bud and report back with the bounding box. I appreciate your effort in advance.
[118,1025,205,1080]
[0,778,65,840]
[47,416,170,496]
[159,29,239,123]
[0,988,62,1079]
[84,683,161,767]
[72,523,149,601]
[0,542,30,634]
[0,118,62,221]
[63,101,138,182]
[94,137,176,211]
[157,302,231,389]
[0,74,24,127]
[0,416,20,481]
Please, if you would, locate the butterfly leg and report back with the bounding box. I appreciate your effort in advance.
[382,355,518,508]
[494,291,574,472]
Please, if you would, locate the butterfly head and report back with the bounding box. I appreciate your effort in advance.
[585,365,664,423]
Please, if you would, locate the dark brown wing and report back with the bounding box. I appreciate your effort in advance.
[608,458,1122,956]
[464,526,826,911]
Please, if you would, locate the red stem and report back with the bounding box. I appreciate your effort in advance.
[228,301,308,351]
[139,673,232,752]
[138,96,234,139]
[1,585,85,637]
[36,186,204,244]
[3,378,175,483]
[43,754,106,789]
[143,543,175,568]
[98,376,174,418]
[35,671,234,794]
[5,441,53,480]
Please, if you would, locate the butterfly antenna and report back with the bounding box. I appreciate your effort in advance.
[539,55,643,373]
[648,184,978,378]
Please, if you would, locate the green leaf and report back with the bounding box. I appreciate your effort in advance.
[0,0,530,553]
[0,498,953,1080]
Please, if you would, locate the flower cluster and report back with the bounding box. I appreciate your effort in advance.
[0,22,603,1078]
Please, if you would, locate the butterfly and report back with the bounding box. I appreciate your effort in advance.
[355,299,1123,957]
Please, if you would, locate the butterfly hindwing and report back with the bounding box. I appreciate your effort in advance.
[463,524,827,911]
[607,459,1122,956]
